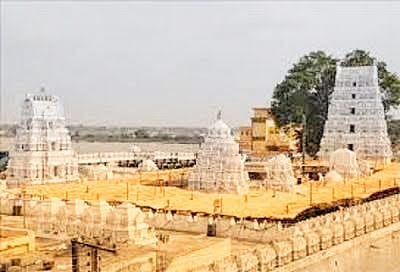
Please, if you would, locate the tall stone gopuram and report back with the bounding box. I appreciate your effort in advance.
[319,64,392,163]
[188,111,249,194]
[7,88,78,186]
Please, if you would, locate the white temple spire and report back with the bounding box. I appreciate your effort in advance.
[7,90,79,187]
[319,65,392,162]
[188,112,249,194]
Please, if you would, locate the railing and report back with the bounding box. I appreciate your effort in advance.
[77,151,197,164]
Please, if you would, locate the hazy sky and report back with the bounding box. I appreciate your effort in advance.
[1,1,400,127]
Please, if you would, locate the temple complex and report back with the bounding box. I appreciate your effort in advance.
[6,88,78,186]
[188,111,249,194]
[2,5,400,269]
[319,64,393,163]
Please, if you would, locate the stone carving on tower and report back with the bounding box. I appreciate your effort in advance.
[7,88,79,186]
[319,64,392,163]
[188,111,249,194]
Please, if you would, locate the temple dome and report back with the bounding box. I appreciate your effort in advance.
[207,111,232,138]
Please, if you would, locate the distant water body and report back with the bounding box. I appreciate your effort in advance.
[0,137,200,153]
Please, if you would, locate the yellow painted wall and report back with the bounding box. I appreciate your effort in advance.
[252,122,266,138]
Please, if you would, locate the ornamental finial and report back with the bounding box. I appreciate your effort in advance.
[217,109,222,120]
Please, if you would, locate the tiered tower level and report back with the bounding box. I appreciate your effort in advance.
[188,112,249,194]
[7,89,78,186]
[319,65,392,161]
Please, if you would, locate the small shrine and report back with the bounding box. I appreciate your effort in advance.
[188,111,249,194]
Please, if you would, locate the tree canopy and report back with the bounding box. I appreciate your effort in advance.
[271,49,400,156]
[388,120,400,157]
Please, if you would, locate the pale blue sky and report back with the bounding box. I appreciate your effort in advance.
[1,1,400,127]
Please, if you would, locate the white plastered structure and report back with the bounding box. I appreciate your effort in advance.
[328,148,359,179]
[26,198,157,246]
[264,154,296,192]
[188,112,249,194]
[319,64,392,163]
[138,159,159,172]
[7,90,78,186]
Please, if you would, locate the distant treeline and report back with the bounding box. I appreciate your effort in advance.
[69,127,205,144]
[71,133,203,144]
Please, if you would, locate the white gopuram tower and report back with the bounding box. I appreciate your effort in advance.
[188,111,249,194]
[319,64,392,163]
[7,88,78,186]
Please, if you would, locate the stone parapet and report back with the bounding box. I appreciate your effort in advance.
[145,194,400,271]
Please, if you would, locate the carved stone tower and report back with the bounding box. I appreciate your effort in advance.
[188,111,249,194]
[7,88,78,186]
[319,64,392,162]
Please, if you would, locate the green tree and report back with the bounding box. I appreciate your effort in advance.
[271,49,400,156]
[388,119,400,156]
[271,51,336,155]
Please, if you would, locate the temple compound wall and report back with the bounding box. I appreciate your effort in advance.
[144,194,400,271]
[188,112,249,194]
[19,198,158,246]
[7,89,78,186]
[2,192,400,271]
[319,64,392,162]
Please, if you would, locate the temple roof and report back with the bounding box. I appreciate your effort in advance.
[23,89,64,120]
[336,65,378,82]
[207,111,232,138]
